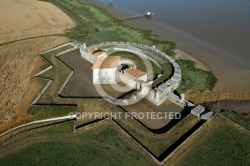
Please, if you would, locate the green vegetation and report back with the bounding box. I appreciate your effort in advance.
[176,59,217,93]
[219,111,250,130]
[9,0,225,164]
[48,0,216,93]
[110,51,147,71]
[116,114,199,157]
[51,0,175,54]
[168,115,250,166]
[37,46,73,103]
[28,105,78,121]
[0,121,153,166]
[152,63,173,88]
[68,100,194,158]
[39,45,73,79]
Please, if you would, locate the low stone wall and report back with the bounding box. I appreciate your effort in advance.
[40,42,73,54]
[55,47,78,57]
[159,116,214,165]
[32,42,77,105]
[58,71,74,95]
[111,118,161,165]
[80,47,96,64]
[34,66,53,77]
[0,115,76,139]
[31,79,52,105]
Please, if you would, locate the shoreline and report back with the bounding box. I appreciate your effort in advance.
[83,0,250,93]
[173,49,209,71]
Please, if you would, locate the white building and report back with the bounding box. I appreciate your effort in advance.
[92,56,121,84]
[80,46,107,64]
[120,68,147,88]
[79,42,184,107]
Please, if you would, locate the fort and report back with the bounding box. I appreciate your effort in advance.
[1,0,249,165]
[0,41,215,165]
[80,41,184,106]
[79,41,214,120]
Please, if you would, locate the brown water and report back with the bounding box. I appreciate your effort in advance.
[84,0,250,91]
[98,0,250,60]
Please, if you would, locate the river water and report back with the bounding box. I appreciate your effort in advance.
[85,0,250,91]
[102,0,250,60]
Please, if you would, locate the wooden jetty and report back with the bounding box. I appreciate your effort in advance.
[114,12,155,22]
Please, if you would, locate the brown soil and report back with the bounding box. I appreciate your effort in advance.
[174,49,209,71]
[0,0,75,45]
[0,36,70,133]
[185,90,250,114]
[203,100,250,114]
[186,90,250,104]
[0,0,75,133]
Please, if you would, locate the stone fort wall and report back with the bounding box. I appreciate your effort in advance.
[80,41,184,107]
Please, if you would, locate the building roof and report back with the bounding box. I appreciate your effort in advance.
[124,68,146,78]
[93,50,106,56]
[92,56,121,69]
[88,47,96,54]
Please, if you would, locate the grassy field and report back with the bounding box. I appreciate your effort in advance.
[116,114,199,157]
[0,121,154,166]
[219,111,250,130]
[28,105,78,121]
[64,99,197,158]
[51,0,174,49]
[165,114,250,166]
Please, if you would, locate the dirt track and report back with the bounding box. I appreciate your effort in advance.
[0,0,75,133]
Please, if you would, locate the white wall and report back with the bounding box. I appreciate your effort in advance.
[120,72,137,88]
[139,74,147,82]
[80,49,96,64]
[93,68,118,84]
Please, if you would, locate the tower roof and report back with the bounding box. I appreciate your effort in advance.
[124,68,146,78]
[92,56,121,69]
